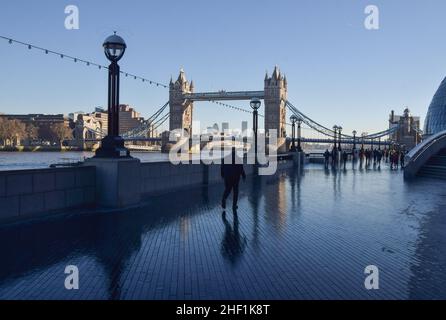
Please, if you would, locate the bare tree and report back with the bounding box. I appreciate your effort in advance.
[25,123,38,142]
[51,123,73,146]
[0,118,7,146]
[0,118,25,146]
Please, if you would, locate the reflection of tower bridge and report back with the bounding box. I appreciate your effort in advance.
[83,66,399,152]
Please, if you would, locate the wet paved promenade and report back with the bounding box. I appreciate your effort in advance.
[0,163,445,300]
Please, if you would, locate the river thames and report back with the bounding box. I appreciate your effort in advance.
[0,152,172,171]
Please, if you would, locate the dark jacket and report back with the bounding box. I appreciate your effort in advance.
[221,150,246,181]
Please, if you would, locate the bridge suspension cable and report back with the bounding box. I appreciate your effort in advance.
[147,102,169,122]
[152,113,170,131]
[286,101,344,138]
[287,100,401,141]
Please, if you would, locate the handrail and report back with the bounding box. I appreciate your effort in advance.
[406,130,446,165]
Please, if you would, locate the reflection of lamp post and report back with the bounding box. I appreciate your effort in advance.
[290,115,297,152]
[250,98,261,164]
[352,130,357,151]
[333,125,338,150]
[95,32,129,158]
[338,126,343,151]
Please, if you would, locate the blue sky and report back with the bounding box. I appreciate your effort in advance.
[1,0,446,135]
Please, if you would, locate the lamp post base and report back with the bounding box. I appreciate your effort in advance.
[94,136,131,158]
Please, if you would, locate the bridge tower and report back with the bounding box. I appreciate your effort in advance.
[169,69,194,135]
[264,66,288,153]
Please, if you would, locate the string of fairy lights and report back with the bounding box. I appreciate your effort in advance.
[0,35,259,118]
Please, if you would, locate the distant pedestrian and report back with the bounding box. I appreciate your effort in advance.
[342,150,348,169]
[400,151,406,168]
[221,148,246,211]
[324,149,330,167]
[392,151,399,170]
[365,149,370,166]
[377,150,382,168]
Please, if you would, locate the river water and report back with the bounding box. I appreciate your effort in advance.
[0,152,172,171]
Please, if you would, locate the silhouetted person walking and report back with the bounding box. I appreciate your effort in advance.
[221,148,246,210]
[400,151,406,168]
[324,149,330,168]
[342,150,348,169]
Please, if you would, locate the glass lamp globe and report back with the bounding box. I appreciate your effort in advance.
[250,98,261,110]
[103,33,127,62]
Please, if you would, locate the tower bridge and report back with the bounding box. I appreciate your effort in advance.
[168,66,289,152]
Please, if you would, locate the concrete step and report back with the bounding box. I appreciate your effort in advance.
[418,165,446,179]
[418,172,446,180]
[426,160,446,167]
[422,164,446,171]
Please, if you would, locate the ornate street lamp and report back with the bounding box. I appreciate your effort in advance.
[290,115,298,152]
[352,130,357,151]
[250,98,261,164]
[95,32,130,158]
[333,125,338,150]
[338,126,343,151]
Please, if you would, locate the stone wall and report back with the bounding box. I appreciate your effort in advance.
[141,161,259,196]
[0,154,300,223]
[141,162,206,196]
[140,159,293,196]
[0,166,95,222]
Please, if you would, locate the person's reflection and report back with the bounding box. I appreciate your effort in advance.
[249,175,262,251]
[220,212,247,266]
[324,165,330,176]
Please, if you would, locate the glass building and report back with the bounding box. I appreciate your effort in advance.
[425,76,446,135]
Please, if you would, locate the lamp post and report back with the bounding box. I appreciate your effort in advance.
[95,32,129,158]
[338,126,343,151]
[290,115,297,152]
[333,125,338,151]
[361,132,366,150]
[250,98,261,165]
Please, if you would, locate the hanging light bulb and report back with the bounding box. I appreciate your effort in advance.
[28,45,32,49]
[8,39,12,44]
